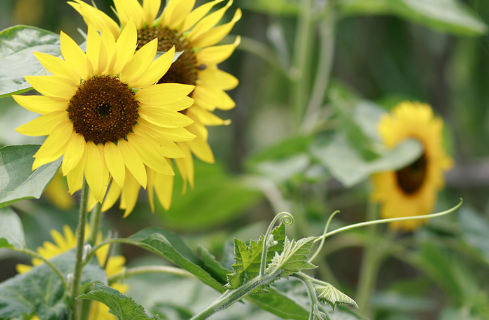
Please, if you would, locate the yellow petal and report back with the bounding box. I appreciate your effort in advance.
[147,168,156,212]
[138,117,196,141]
[133,125,185,158]
[188,0,232,41]
[175,142,194,187]
[135,83,194,106]
[114,0,145,29]
[192,85,235,110]
[13,95,67,115]
[121,170,140,217]
[154,171,174,210]
[143,0,161,26]
[187,105,229,126]
[139,107,194,128]
[32,121,74,169]
[182,0,224,32]
[113,21,138,74]
[191,8,242,48]
[61,133,86,176]
[139,96,194,112]
[102,181,122,212]
[117,139,147,188]
[198,66,238,90]
[66,147,87,194]
[187,124,215,163]
[120,38,158,87]
[104,142,126,188]
[102,27,117,74]
[16,111,69,136]
[196,36,240,65]
[25,76,77,100]
[86,25,102,75]
[33,52,78,85]
[87,191,98,211]
[130,47,175,88]
[68,1,121,39]
[84,141,106,202]
[127,132,177,175]
[60,31,90,80]
[160,0,195,30]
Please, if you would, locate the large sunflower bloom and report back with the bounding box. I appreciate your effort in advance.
[17,225,127,320]
[69,0,241,211]
[14,21,196,216]
[371,102,453,231]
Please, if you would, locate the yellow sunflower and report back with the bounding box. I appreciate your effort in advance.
[14,21,196,216]
[69,0,241,211]
[371,102,453,231]
[17,225,127,320]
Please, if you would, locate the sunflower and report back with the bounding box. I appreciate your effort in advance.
[370,102,453,231]
[14,21,196,216]
[69,0,241,211]
[17,225,127,320]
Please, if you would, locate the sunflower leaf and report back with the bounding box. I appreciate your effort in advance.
[0,250,106,320]
[0,25,61,98]
[315,282,358,310]
[78,282,157,320]
[0,206,25,248]
[0,145,61,208]
[266,236,317,277]
[225,223,285,291]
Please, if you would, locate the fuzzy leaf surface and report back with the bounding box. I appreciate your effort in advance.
[0,145,61,208]
[0,250,105,320]
[226,223,285,290]
[315,282,358,309]
[78,282,156,320]
[267,237,317,277]
[0,206,25,248]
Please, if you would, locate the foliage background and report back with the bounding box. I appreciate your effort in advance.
[1,0,489,319]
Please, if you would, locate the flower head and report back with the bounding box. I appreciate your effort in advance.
[69,0,241,211]
[14,21,195,215]
[371,102,453,231]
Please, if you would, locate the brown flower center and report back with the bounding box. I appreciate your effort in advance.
[68,75,139,144]
[395,153,428,195]
[137,26,199,86]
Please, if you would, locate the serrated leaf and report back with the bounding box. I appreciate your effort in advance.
[246,286,310,320]
[226,223,285,290]
[197,245,231,283]
[267,236,317,277]
[0,145,62,208]
[127,227,224,292]
[0,206,25,248]
[0,26,61,98]
[78,282,157,320]
[0,250,106,320]
[315,282,358,309]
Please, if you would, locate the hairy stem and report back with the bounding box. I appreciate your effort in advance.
[88,202,103,245]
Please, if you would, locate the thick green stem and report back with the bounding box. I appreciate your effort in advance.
[355,202,381,317]
[291,0,314,128]
[88,202,103,245]
[72,179,89,320]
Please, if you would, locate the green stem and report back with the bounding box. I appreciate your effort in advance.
[355,202,381,316]
[291,0,314,128]
[72,179,89,320]
[108,266,195,284]
[88,202,103,245]
[9,246,68,289]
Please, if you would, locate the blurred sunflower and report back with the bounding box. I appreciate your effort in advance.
[371,102,453,231]
[17,225,127,320]
[69,0,241,211]
[14,21,196,216]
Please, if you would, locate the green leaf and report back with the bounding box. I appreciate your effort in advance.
[0,250,106,320]
[0,145,61,208]
[338,0,487,36]
[127,227,225,292]
[0,26,61,98]
[459,206,489,265]
[311,133,423,187]
[78,282,157,320]
[315,282,358,309]
[0,206,25,248]
[267,237,317,277]
[246,287,310,320]
[196,245,231,283]
[241,0,300,16]
[226,223,285,290]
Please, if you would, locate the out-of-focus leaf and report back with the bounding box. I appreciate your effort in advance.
[158,162,261,231]
[338,0,487,36]
[0,26,60,98]
[78,282,156,320]
[241,0,300,16]
[0,206,25,248]
[0,145,61,208]
[0,250,106,320]
[311,133,423,187]
[459,206,489,265]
